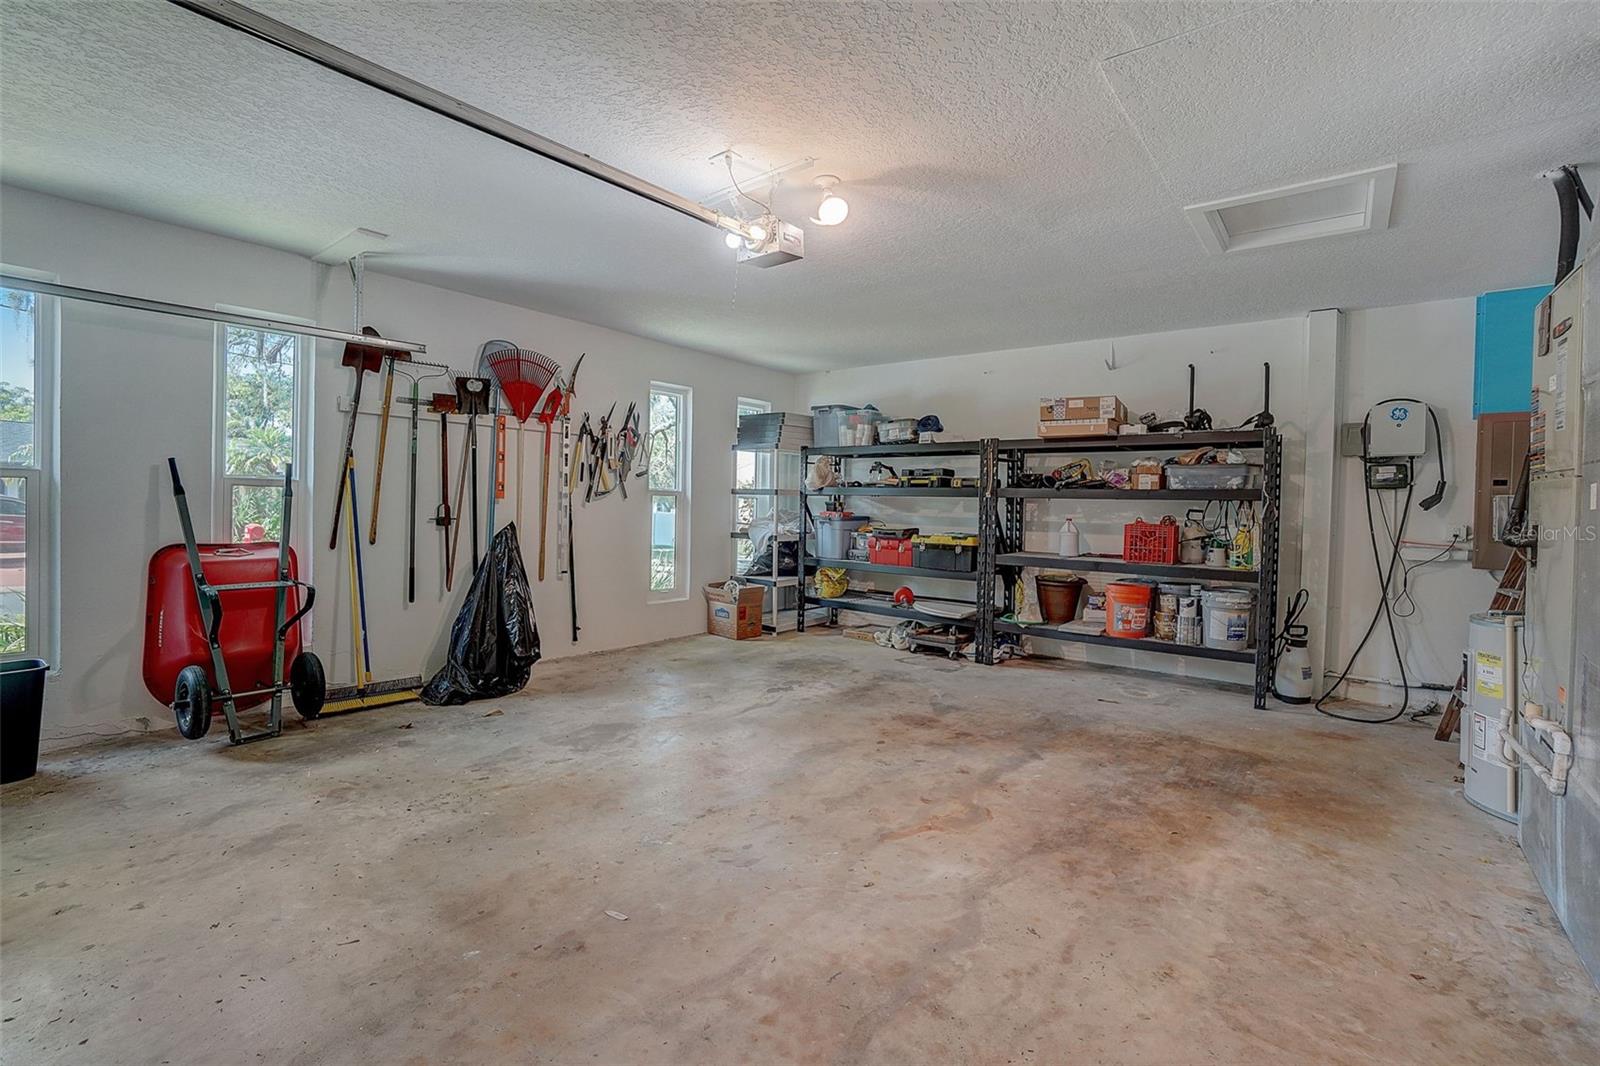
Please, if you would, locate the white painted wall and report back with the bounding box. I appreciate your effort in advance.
[1333,300,1497,704]
[798,304,1491,706]
[1,186,792,747]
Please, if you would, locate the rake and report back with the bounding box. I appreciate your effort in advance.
[484,347,560,544]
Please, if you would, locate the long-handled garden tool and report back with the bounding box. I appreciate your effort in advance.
[329,326,386,550]
[532,354,584,583]
[366,348,412,544]
[430,391,458,590]
[321,459,420,716]
[556,355,584,642]
[454,375,491,573]
[483,347,560,541]
[393,361,450,603]
[475,341,518,549]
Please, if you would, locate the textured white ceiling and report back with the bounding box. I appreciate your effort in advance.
[2,1,1597,371]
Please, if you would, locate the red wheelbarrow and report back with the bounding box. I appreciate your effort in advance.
[142,460,324,744]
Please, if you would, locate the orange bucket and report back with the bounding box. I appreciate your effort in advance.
[1104,581,1154,638]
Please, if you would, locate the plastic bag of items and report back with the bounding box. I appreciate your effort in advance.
[421,525,541,705]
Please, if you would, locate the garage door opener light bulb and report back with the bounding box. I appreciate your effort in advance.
[811,175,848,226]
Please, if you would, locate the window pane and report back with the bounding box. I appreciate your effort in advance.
[0,476,26,654]
[734,493,757,529]
[735,450,757,491]
[0,288,37,467]
[648,390,680,492]
[734,538,754,575]
[650,494,677,592]
[231,483,284,542]
[225,326,297,478]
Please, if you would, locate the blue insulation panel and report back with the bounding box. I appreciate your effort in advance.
[1474,285,1549,417]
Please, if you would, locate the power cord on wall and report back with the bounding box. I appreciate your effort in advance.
[1316,481,1414,724]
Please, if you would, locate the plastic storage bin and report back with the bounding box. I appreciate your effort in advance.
[912,534,979,572]
[879,418,919,444]
[811,404,887,447]
[815,512,872,560]
[1163,464,1254,490]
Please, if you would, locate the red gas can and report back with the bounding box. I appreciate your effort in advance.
[142,542,304,710]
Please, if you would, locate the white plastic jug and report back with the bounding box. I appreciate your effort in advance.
[1059,517,1081,557]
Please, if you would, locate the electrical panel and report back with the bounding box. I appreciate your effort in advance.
[1472,411,1530,570]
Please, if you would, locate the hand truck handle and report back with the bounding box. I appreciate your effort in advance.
[278,583,316,640]
[203,585,224,647]
[167,457,185,496]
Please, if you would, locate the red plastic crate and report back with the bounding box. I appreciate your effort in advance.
[868,533,916,567]
[1122,517,1179,564]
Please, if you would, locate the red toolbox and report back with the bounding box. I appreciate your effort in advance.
[142,542,305,712]
[868,527,918,567]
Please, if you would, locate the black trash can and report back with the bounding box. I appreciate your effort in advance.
[1,658,47,784]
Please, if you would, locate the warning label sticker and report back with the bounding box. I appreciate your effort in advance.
[1475,651,1505,700]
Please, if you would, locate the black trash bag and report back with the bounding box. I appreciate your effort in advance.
[744,536,801,577]
[421,524,541,705]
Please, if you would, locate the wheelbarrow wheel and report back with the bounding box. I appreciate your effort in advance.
[290,652,326,720]
[173,665,213,740]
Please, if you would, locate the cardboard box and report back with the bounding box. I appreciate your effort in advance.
[1038,418,1119,439]
[1039,395,1129,424]
[704,581,765,639]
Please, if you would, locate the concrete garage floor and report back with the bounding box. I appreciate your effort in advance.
[3,634,1598,1065]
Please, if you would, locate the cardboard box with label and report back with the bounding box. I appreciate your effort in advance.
[1037,395,1129,439]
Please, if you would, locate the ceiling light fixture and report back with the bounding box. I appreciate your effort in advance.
[811,175,849,226]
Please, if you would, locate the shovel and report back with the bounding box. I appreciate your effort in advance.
[329,326,386,550]
[367,349,412,544]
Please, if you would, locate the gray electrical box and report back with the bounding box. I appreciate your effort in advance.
[737,220,804,268]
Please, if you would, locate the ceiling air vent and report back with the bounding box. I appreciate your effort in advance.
[1184,164,1397,254]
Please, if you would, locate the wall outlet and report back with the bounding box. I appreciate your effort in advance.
[1448,524,1470,543]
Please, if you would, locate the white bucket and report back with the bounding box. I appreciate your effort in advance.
[1201,588,1254,651]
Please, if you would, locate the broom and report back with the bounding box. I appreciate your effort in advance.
[322,461,421,716]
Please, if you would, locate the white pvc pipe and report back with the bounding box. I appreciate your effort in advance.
[1504,617,1518,815]
[1499,700,1572,797]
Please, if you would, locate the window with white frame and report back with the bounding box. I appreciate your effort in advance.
[215,323,309,545]
[733,397,771,574]
[0,279,55,661]
[647,382,691,599]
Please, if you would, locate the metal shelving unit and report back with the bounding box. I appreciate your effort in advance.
[798,440,996,660]
[791,430,1283,707]
[996,428,1281,707]
[732,441,817,633]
